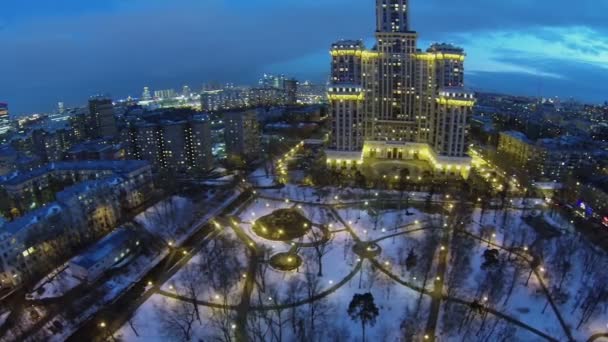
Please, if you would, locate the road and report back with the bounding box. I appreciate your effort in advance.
[66,189,252,342]
[424,224,451,341]
[67,223,216,342]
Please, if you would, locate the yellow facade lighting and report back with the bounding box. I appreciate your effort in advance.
[414,53,465,62]
[437,97,475,107]
[328,93,365,101]
[330,50,381,60]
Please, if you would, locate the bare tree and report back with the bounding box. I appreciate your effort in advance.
[177,263,204,323]
[413,215,441,314]
[310,226,333,277]
[303,271,332,340]
[156,297,198,342]
[552,237,577,291]
[446,233,474,298]
[138,197,194,243]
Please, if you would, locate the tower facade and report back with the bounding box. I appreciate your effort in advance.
[327,0,474,177]
[89,97,118,139]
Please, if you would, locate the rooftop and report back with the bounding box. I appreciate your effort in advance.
[1,204,63,236]
[71,227,134,269]
[68,140,119,154]
[55,178,121,202]
[2,160,149,187]
[536,136,589,150]
[501,131,533,144]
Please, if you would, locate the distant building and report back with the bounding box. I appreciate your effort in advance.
[154,89,176,100]
[284,79,298,105]
[89,97,118,138]
[68,227,138,283]
[200,90,224,111]
[0,103,11,136]
[66,139,125,161]
[182,85,192,98]
[200,88,248,111]
[224,110,261,161]
[121,115,213,173]
[248,87,286,107]
[498,131,535,167]
[0,145,17,176]
[57,102,65,114]
[259,74,286,89]
[30,125,76,162]
[498,131,597,180]
[142,87,152,101]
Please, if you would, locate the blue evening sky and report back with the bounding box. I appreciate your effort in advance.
[1,0,608,114]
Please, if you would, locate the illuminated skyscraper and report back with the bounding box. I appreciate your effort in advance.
[327,0,474,177]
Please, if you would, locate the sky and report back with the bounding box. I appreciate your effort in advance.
[1,0,608,115]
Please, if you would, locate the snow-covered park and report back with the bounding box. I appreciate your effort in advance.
[115,185,608,342]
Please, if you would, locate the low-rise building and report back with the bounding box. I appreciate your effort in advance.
[1,160,153,212]
[68,227,138,283]
[66,140,125,161]
[0,166,152,288]
[0,204,64,287]
[497,131,598,181]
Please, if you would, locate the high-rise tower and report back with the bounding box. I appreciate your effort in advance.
[327,0,474,178]
[89,97,118,139]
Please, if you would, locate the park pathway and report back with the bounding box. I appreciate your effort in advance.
[156,190,578,342]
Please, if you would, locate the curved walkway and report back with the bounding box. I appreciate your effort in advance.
[587,333,608,342]
[159,261,362,312]
[459,228,574,341]
[158,193,575,342]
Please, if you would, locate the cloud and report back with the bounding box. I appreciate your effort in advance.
[1,0,608,113]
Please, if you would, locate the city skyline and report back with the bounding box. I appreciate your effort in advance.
[2,0,608,114]
[1,1,608,341]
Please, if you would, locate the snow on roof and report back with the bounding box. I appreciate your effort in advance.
[2,204,63,236]
[71,228,134,269]
[501,131,532,144]
[2,160,149,187]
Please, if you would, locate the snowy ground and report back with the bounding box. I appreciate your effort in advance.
[135,196,194,244]
[28,266,82,300]
[115,186,608,342]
